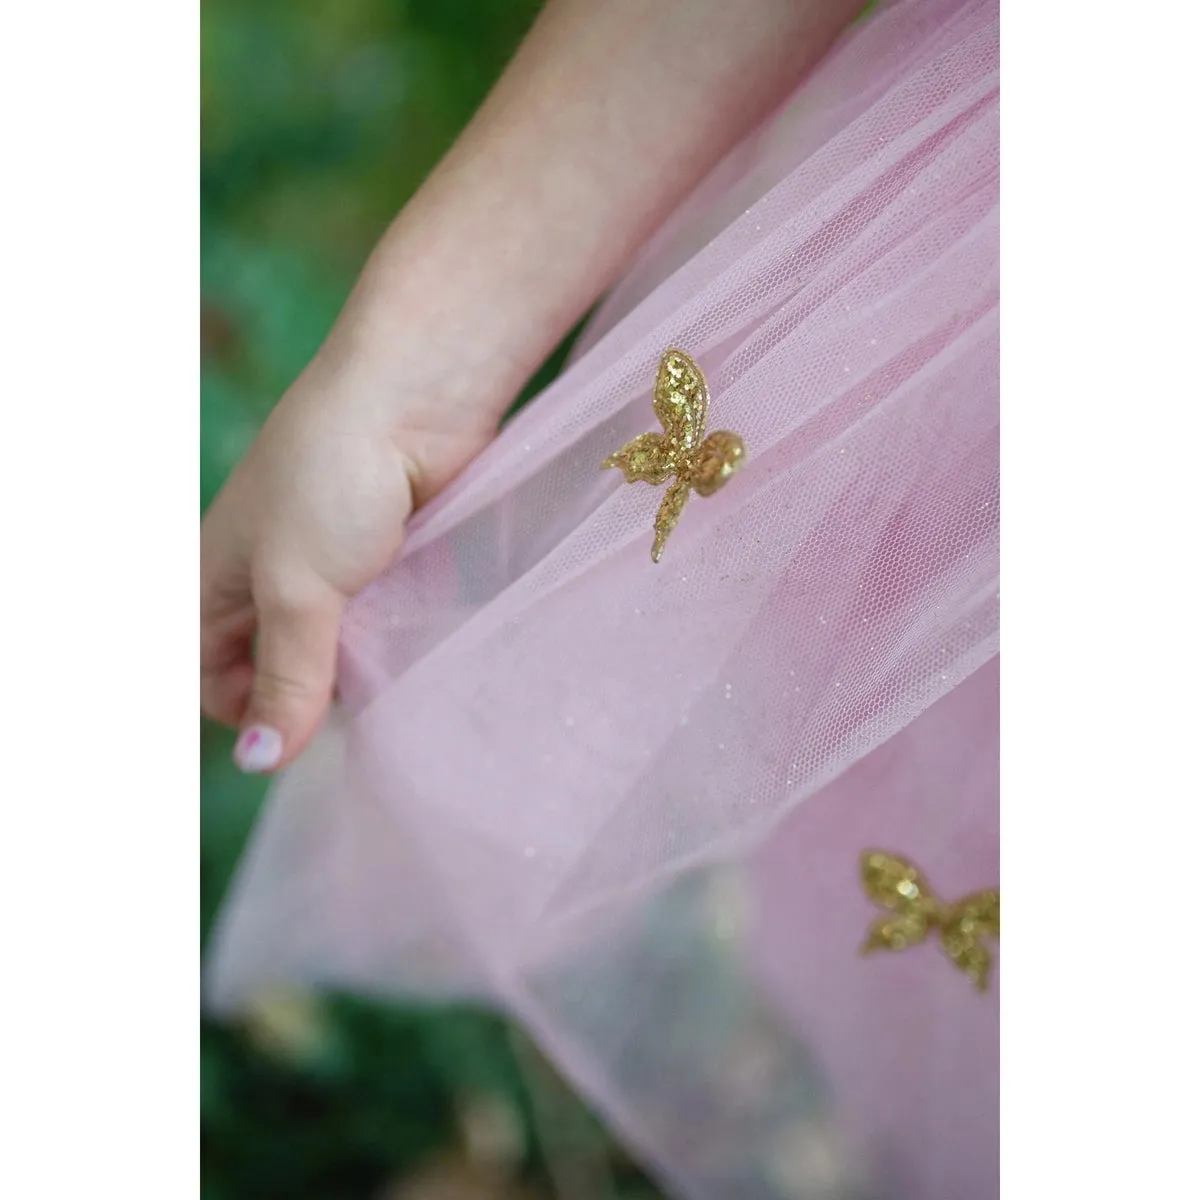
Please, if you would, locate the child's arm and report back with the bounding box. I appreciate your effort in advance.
[340,0,864,463]
[202,0,862,772]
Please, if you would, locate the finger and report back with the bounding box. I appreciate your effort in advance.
[201,605,257,727]
[233,583,344,773]
[201,522,256,727]
[202,659,255,730]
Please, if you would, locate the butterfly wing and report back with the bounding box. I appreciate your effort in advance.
[651,477,691,563]
[951,889,1000,938]
[653,349,709,455]
[602,432,674,484]
[860,850,936,912]
[862,910,933,955]
[692,430,747,496]
[859,850,940,955]
[940,889,1000,991]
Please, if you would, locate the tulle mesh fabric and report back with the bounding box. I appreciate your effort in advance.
[207,2,999,1195]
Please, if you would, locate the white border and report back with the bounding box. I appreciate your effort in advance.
[1004,0,1198,1194]
[3,0,1199,1194]
[0,2,198,1195]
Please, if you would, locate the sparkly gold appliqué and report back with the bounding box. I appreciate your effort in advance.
[859,851,1000,991]
[603,348,747,562]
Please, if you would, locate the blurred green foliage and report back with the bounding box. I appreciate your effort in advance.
[201,2,645,1196]
[200,0,551,511]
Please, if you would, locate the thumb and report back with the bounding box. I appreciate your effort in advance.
[233,583,344,774]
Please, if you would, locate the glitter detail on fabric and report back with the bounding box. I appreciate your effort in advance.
[603,349,746,562]
[859,851,1000,990]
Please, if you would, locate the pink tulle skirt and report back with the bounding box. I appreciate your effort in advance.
[208,1,999,1195]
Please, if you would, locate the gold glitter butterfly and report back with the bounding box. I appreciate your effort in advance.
[602,348,747,562]
[859,850,1000,991]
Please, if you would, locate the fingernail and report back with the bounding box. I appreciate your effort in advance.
[234,725,283,774]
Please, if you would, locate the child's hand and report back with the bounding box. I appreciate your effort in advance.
[201,336,499,773]
[201,0,862,773]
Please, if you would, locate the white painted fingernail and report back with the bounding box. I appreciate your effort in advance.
[234,725,283,773]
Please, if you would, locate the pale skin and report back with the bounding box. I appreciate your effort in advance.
[201,0,863,773]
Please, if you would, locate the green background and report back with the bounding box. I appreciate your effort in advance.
[201,2,648,1196]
